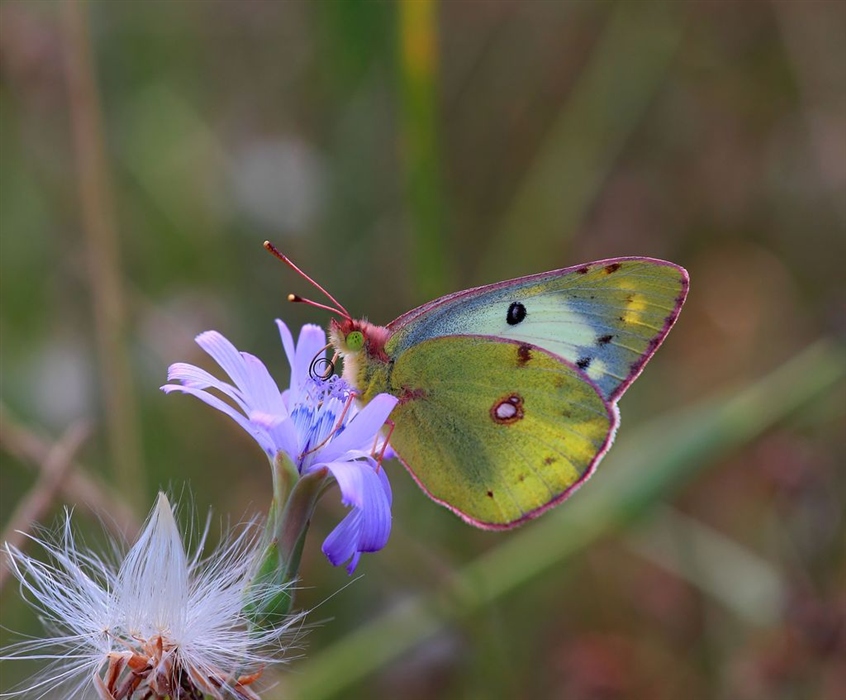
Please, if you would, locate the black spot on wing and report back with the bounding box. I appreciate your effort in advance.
[597,334,613,346]
[516,344,532,367]
[577,356,592,370]
[506,301,527,325]
[604,262,622,274]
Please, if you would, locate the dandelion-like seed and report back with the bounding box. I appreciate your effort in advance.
[162,321,398,573]
[2,494,300,700]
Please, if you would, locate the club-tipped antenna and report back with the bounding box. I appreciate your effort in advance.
[287,294,346,316]
[264,241,351,319]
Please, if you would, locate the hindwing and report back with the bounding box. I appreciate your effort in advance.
[385,335,617,528]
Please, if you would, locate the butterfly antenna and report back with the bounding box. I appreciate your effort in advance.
[263,241,351,319]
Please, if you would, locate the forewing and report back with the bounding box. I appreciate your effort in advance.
[387,258,688,402]
[387,335,617,529]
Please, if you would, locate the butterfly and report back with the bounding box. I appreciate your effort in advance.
[266,243,689,530]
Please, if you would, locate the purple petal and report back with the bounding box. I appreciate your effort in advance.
[240,353,286,415]
[321,508,361,568]
[195,331,252,390]
[374,463,392,507]
[266,417,299,461]
[193,335,281,415]
[344,551,362,575]
[161,384,276,456]
[165,363,252,414]
[290,325,328,402]
[319,458,392,569]
[318,394,398,463]
[166,362,219,388]
[276,320,297,373]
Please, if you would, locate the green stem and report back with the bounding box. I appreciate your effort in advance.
[276,466,329,584]
[247,457,328,625]
[479,0,684,281]
[398,0,450,298]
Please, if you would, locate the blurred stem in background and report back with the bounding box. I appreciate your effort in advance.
[62,0,144,509]
[399,0,452,298]
[480,0,684,281]
[283,339,845,700]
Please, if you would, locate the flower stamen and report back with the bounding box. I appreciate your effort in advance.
[300,390,356,459]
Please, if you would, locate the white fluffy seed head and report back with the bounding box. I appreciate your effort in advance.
[1,493,305,700]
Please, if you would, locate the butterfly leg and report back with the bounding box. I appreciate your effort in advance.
[301,392,356,457]
[373,419,395,473]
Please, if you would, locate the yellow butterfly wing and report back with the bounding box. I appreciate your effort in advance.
[387,258,688,402]
[385,335,617,528]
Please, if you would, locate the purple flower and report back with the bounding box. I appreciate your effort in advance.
[162,321,397,573]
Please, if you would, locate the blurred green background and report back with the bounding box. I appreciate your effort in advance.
[1,1,844,699]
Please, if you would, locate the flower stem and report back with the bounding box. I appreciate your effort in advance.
[247,457,329,624]
[276,466,329,583]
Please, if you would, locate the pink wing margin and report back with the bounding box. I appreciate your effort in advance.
[397,400,621,531]
[384,256,689,529]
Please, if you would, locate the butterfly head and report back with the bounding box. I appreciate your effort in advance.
[329,317,392,392]
[329,318,361,356]
[262,243,396,394]
[329,318,389,357]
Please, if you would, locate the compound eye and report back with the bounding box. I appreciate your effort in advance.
[346,330,364,351]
